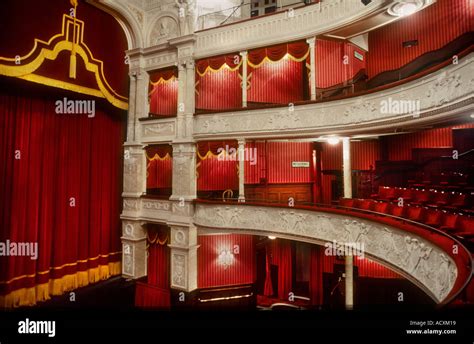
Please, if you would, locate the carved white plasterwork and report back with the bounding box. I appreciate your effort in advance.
[142,199,171,211]
[123,198,140,212]
[194,204,461,302]
[123,152,144,194]
[171,252,186,288]
[141,119,176,143]
[194,0,386,58]
[149,15,179,46]
[194,54,474,139]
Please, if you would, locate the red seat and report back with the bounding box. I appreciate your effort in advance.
[389,204,406,218]
[374,202,389,214]
[445,193,467,210]
[439,212,459,232]
[398,188,414,203]
[339,198,354,208]
[372,186,396,202]
[424,209,442,227]
[407,206,425,222]
[454,216,474,238]
[427,191,449,208]
[411,189,432,206]
[355,199,375,211]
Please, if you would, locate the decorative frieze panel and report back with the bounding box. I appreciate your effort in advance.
[194,54,474,139]
[140,118,176,143]
[194,203,463,303]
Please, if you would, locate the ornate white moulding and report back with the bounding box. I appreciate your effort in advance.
[194,53,474,139]
[194,202,473,304]
[194,0,389,58]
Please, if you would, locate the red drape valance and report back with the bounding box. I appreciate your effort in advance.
[149,68,177,84]
[196,53,241,76]
[248,41,309,68]
[146,145,172,190]
[196,140,238,159]
[146,144,172,160]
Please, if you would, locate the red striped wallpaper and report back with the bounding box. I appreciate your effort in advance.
[316,39,366,88]
[245,141,266,184]
[367,0,473,78]
[195,67,242,111]
[385,124,474,161]
[267,142,313,184]
[149,80,178,116]
[322,254,401,279]
[198,234,256,288]
[197,155,238,191]
[351,140,380,170]
[248,59,305,104]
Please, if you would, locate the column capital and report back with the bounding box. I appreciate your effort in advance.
[185,59,195,69]
[239,51,248,58]
[237,138,246,146]
[306,37,316,46]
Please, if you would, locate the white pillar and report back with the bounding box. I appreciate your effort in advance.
[185,59,195,138]
[240,51,248,108]
[176,62,187,139]
[342,137,352,199]
[306,37,317,101]
[345,255,354,310]
[238,138,245,202]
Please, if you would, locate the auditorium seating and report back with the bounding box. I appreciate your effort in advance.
[341,193,474,244]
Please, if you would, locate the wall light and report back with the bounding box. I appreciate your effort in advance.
[327,137,340,145]
[218,250,234,269]
[470,113,474,119]
[268,236,276,240]
[399,2,418,16]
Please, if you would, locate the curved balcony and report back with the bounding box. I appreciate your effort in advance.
[193,51,474,140]
[194,199,473,304]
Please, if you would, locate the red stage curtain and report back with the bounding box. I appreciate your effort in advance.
[196,54,242,111]
[135,282,170,309]
[264,243,274,296]
[197,141,238,192]
[0,92,123,308]
[149,68,178,116]
[146,145,172,190]
[310,246,324,305]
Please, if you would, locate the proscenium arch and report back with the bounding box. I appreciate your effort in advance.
[88,0,144,49]
[194,202,473,304]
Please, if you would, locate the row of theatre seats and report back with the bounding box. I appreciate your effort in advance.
[338,197,474,244]
[370,186,474,214]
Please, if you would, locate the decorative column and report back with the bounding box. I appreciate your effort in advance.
[238,138,246,202]
[342,137,352,199]
[121,55,148,279]
[121,221,147,279]
[176,61,187,139]
[240,51,248,108]
[169,224,198,292]
[306,37,317,101]
[345,255,354,310]
[184,59,195,138]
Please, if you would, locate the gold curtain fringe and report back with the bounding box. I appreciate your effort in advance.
[0,262,121,309]
[146,152,171,162]
[196,61,243,77]
[247,50,310,69]
[197,149,237,161]
[150,76,177,86]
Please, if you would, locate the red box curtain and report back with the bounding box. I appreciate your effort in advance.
[197,141,238,191]
[0,93,122,308]
[149,68,178,116]
[247,41,309,104]
[146,145,172,189]
[195,54,242,111]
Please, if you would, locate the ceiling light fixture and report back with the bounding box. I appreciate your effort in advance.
[327,136,340,145]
